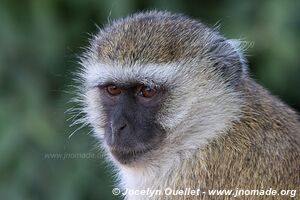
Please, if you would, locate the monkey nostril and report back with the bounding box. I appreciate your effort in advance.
[119,124,127,131]
[112,123,127,136]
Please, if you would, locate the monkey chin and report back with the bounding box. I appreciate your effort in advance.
[108,146,151,165]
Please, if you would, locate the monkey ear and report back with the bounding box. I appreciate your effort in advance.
[210,38,252,86]
[227,39,253,79]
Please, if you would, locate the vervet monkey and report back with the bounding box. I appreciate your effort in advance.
[75,11,300,200]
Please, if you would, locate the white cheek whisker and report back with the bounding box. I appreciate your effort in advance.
[68,122,89,139]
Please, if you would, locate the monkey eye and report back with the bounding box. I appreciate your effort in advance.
[106,85,122,96]
[139,85,157,98]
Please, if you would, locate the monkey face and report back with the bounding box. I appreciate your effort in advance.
[81,62,242,167]
[96,83,166,164]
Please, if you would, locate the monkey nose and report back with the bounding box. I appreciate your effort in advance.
[108,122,128,146]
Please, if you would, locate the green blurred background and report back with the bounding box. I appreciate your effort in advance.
[0,0,299,199]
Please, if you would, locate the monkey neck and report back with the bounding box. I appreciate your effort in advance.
[118,147,207,192]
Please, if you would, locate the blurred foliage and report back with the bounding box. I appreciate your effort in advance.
[0,0,299,199]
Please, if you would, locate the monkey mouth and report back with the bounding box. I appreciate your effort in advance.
[109,146,150,164]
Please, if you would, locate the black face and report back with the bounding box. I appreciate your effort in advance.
[98,83,166,164]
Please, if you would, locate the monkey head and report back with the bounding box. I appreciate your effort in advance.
[77,11,245,167]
